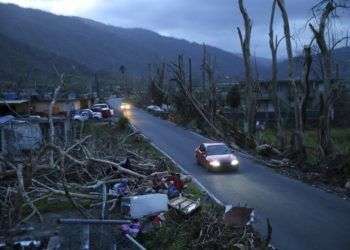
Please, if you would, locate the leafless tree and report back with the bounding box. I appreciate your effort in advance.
[202,53,217,123]
[48,71,64,166]
[269,0,286,150]
[237,0,257,137]
[201,44,207,93]
[149,63,167,105]
[301,47,313,128]
[276,0,307,159]
[309,0,347,158]
[171,55,223,137]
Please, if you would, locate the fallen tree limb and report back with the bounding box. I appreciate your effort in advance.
[32,179,100,200]
[89,158,146,179]
[15,164,43,223]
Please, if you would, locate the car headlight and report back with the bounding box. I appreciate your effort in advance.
[231,159,239,166]
[209,160,221,167]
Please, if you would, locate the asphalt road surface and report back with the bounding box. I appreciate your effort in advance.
[109,98,350,250]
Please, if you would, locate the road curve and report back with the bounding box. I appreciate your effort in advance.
[109,98,350,250]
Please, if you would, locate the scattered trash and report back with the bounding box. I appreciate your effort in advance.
[233,243,249,250]
[269,158,290,168]
[121,194,169,219]
[345,180,350,190]
[152,213,166,226]
[109,179,129,196]
[121,219,141,237]
[47,234,60,250]
[167,173,185,192]
[223,207,254,227]
[14,240,41,248]
[256,144,281,157]
[167,181,180,199]
[168,196,201,215]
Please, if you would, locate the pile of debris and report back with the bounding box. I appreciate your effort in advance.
[0,121,267,249]
[0,122,202,248]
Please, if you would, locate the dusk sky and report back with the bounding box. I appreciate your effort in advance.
[1,0,349,58]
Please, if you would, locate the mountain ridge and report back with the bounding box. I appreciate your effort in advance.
[0,3,271,79]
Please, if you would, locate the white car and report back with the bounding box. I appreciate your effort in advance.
[146,105,164,113]
[92,103,114,117]
[73,109,102,121]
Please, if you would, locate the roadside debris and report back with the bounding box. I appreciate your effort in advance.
[121,219,141,237]
[256,144,282,157]
[223,206,254,227]
[168,195,200,215]
[0,120,264,249]
[268,158,291,168]
[345,180,350,190]
[121,194,169,219]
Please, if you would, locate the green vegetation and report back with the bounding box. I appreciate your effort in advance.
[139,203,263,250]
[260,128,350,168]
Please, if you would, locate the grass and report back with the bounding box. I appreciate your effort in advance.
[260,128,350,166]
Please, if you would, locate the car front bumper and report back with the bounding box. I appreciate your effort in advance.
[206,163,240,172]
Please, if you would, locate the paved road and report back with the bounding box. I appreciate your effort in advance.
[109,98,350,250]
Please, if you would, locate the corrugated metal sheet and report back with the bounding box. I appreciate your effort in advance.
[0,115,15,125]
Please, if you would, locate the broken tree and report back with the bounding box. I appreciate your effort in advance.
[276,0,307,161]
[237,0,257,137]
[309,0,344,159]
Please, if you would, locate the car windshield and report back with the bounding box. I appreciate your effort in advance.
[206,144,231,155]
[94,104,108,109]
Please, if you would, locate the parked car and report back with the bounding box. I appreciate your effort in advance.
[146,105,164,113]
[146,105,168,118]
[73,109,102,121]
[91,103,114,118]
[195,142,239,171]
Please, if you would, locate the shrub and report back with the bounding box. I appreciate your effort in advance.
[116,115,130,130]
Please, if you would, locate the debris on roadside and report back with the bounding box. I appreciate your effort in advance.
[121,194,169,219]
[0,120,266,249]
[223,206,254,227]
[268,158,291,168]
[345,180,350,190]
[168,195,200,215]
[121,219,141,237]
[256,144,282,157]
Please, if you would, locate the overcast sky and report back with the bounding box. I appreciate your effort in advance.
[1,0,349,58]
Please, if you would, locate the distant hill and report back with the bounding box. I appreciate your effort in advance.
[0,3,270,79]
[277,46,350,80]
[0,33,92,84]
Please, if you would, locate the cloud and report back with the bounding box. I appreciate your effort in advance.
[0,0,99,15]
[1,0,349,57]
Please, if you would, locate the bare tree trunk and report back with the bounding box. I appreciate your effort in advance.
[301,46,312,128]
[291,46,312,162]
[309,1,337,158]
[277,0,306,158]
[49,77,63,167]
[203,54,217,123]
[237,0,257,137]
[188,58,193,94]
[269,0,286,150]
[201,44,207,93]
[171,55,223,138]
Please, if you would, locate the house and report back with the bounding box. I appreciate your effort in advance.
[30,94,93,117]
[0,99,30,115]
[0,116,71,155]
